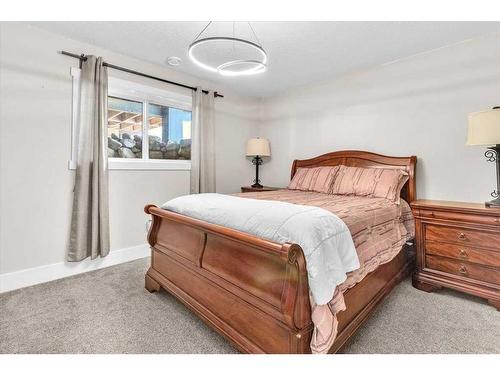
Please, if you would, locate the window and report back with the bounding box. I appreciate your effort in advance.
[70,68,192,170]
[107,97,143,159]
[146,104,192,160]
[107,97,192,162]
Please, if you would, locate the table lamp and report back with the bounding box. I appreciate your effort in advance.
[246,138,271,188]
[466,106,500,207]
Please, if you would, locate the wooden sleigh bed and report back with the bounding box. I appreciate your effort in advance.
[144,150,417,354]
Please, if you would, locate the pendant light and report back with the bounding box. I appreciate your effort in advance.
[188,22,267,77]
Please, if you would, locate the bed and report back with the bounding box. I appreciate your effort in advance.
[144,150,417,353]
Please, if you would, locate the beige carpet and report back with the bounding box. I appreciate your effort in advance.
[1,258,498,354]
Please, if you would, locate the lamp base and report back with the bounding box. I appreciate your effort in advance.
[485,197,500,208]
[251,155,263,189]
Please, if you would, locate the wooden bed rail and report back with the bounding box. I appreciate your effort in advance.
[144,204,313,352]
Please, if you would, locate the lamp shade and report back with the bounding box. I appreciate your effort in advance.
[246,138,271,156]
[466,108,500,146]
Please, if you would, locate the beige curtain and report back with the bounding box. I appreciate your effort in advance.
[190,88,216,193]
[68,56,110,261]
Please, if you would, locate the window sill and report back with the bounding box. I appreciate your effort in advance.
[68,159,191,171]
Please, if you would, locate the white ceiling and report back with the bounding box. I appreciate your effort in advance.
[33,21,500,98]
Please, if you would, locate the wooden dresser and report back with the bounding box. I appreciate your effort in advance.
[411,200,500,310]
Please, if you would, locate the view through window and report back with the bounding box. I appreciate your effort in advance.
[107,96,192,160]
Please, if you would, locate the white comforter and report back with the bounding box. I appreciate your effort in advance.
[162,193,359,305]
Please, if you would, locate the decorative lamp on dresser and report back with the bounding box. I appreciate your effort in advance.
[411,200,500,310]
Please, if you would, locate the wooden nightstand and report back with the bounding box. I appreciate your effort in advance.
[411,200,500,310]
[241,186,282,193]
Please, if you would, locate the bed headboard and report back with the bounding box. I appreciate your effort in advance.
[291,150,417,203]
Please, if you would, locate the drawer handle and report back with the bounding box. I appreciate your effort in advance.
[459,265,468,275]
[458,249,468,258]
[458,232,467,240]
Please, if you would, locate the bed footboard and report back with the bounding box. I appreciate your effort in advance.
[144,204,313,354]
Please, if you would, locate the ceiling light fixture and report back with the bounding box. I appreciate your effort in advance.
[188,22,267,77]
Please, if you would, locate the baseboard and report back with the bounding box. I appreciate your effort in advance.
[0,244,150,293]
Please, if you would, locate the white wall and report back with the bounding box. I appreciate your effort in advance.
[0,22,259,275]
[257,32,500,202]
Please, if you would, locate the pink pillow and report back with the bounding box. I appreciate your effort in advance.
[288,166,339,193]
[331,165,408,203]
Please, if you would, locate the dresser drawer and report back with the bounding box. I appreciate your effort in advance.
[425,224,500,251]
[419,209,500,226]
[426,255,500,285]
[425,241,500,268]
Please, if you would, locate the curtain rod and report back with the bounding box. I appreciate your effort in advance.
[59,51,224,98]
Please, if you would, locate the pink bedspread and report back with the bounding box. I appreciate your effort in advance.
[236,189,414,353]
